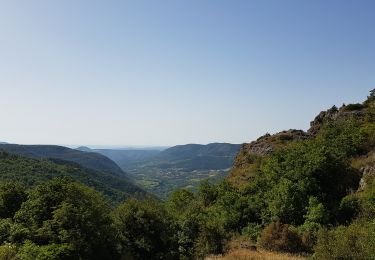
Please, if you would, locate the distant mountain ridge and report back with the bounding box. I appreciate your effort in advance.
[0,144,125,176]
[77,147,160,170]
[153,143,241,170]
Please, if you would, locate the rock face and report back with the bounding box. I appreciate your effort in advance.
[308,106,340,136]
[233,129,310,170]
[359,165,375,191]
[308,105,366,137]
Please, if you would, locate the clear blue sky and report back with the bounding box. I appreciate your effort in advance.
[1,0,374,146]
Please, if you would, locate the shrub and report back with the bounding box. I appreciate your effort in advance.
[16,241,73,260]
[314,222,375,259]
[342,103,364,111]
[258,221,304,253]
[241,223,262,242]
[194,217,226,259]
[0,243,17,260]
[336,195,361,224]
[303,197,327,229]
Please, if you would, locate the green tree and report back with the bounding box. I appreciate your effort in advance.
[113,197,178,260]
[14,177,116,260]
[303,197,327,230]
[198,180,218,207]
[0,182,27,219]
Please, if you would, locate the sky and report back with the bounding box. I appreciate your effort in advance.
[1,0,374,146]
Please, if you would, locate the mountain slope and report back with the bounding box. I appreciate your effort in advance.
[0,151,145,203]
[77,147,161,170]
[154,143,241,170]
[0,144,125,176]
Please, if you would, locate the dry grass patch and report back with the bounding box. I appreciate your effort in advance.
[206,249,306,260]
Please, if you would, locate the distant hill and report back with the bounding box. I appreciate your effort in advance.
[77,147,161,169]
[0,144,125,176]
[154,143,241,170]
[0,151,145,203]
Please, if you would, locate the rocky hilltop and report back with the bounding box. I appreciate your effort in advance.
[230,89,375,186]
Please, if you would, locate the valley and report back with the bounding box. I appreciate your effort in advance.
[79,143,241,198]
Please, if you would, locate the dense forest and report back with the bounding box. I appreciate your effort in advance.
[0,90,374,259]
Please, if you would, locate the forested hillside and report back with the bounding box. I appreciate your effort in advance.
[0,152,144,203]
[0,144,125,176]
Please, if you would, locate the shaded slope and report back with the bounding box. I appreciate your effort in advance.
[154,143,241,170]
[77,147,161,170]
[0,144,125,176]
[0,151,145,203]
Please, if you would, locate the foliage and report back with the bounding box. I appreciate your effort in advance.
[314,221,375,259]
[0,182,27,219]
[241,223,262,242]
[17,241,73,260]
[342,103,364,111]
[0,243,17,260]
[193,216,226,259]
[302,197,327,231]
[14,178,117,260]
[336,195,361,224]
[113,197,178,260]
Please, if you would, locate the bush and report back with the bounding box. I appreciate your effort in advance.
[314,222,375,259]
[241,223,262,242]
[337,195,361,224]
[194,217,226,259]
[342,103,364,111]
[258,221,305,253]
[0,243,17,260]
[17,241,73,260]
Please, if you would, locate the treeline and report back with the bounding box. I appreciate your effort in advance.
[0,177,231,259]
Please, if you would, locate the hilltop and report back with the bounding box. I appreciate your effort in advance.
[230,91,375,188]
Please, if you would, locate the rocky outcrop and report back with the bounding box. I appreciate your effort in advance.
[358,165,375,191]
[233,129,310,169]
[244,129,309,155]
[308,105,366,137]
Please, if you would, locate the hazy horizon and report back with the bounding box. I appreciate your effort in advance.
[1,1,374,146]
